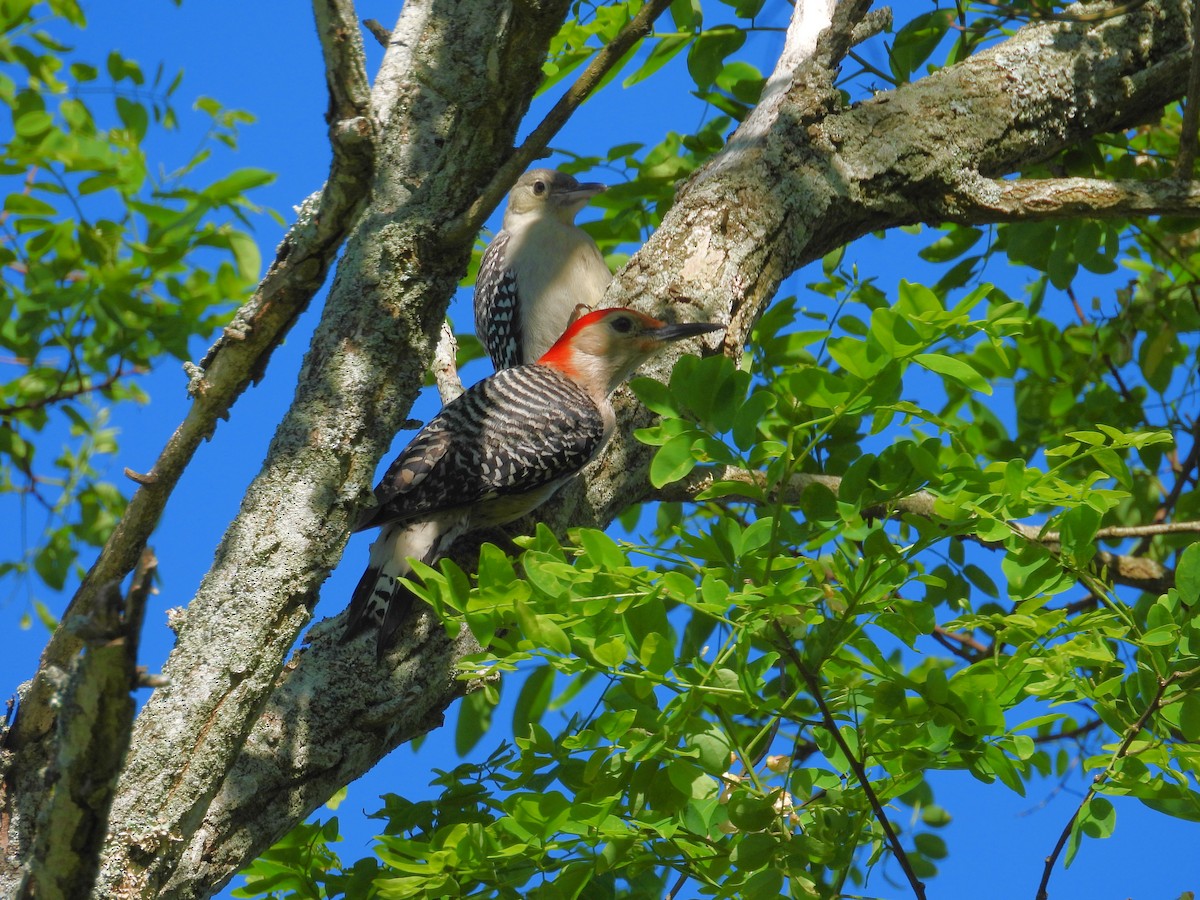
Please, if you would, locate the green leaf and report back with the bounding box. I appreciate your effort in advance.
[1178,694,1200,742]
[454,688,494,756]
[624,33,691,88]
[4,193,57,216]
[202,167,276,201]
[919,225,983,263]
[649,431,697,487]
[914,353,992,395]
[1177,543,1200,606]
[512,665,554,738]
[687,25,746,91]
[889,9,953,82]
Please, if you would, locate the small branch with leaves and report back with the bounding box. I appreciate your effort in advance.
[773,623,928,900]
[653,465,1190,593]
[1035,666,1200,900]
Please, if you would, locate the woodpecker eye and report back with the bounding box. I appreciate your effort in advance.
[610,315,634,334]
[532,180,547,196]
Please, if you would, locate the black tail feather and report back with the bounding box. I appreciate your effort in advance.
[376,581,419,659]
[341,564,421,658]
[340,565,385,645]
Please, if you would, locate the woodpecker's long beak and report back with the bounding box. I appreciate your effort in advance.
[557,182,606,204]
[646,321,725,344]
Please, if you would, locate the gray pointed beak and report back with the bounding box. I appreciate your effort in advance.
[648,321,726,343]
[557,182,607,204]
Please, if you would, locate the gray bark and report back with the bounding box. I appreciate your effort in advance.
[0,1,1195,899]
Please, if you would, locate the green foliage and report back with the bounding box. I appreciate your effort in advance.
[0,1,273,618]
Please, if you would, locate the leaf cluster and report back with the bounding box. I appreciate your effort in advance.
[0,1,274,616]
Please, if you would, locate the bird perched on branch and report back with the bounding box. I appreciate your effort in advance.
[474,168,611,370]
[344,307,723,656]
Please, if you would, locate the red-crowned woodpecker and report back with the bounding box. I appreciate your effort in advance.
[474,169,611,370]
[344,307,723,656]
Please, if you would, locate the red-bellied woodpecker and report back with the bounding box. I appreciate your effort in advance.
[343,307,724,656]
[474,168,611,370]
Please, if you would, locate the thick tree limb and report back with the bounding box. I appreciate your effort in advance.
[0,0,379,891]
[24,549,156,900]
[926,174,1200,223]
[313,0,372,124]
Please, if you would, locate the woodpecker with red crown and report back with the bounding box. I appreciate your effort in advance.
[343,307,723,656]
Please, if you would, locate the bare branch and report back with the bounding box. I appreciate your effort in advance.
[1030,719,1102,746]
[432,320,464,404]
[362,18,390,48]
[25,549,156,898]
[926,174,1200,224]
[10,150,375,755]
[313,0,372,124]
[851,7,892,46]
[78,2,576,894]
[776,626,927,900]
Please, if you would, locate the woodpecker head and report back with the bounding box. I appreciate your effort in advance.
[506,168,606,224]
[538,307,725,397]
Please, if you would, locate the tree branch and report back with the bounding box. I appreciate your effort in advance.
[4,0,378,776]
[78,2,575,896]
[313,0,372,124]
[25,548,156,899]
[924,174,1200,224]
[1035,667,1200,900]
[652,464,1182,593]
[0,364,146,416]
[776,625,927,900]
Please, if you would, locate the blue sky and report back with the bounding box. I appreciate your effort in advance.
[3,2,1197,898]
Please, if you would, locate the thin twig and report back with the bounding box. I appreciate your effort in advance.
[432,320,464,404]
[774,624,927,900]
[1066,285,1136,408]
[1035,667,1200,900]
[0,365,146,415]
[1030,719,1101,745]
[931,625,987,662]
